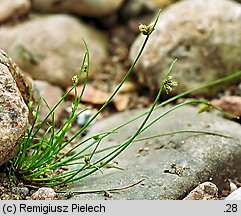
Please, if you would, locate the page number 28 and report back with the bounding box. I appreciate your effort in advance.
[224,204,238,213]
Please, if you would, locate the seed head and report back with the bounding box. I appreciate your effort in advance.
[164,76,178,94]
[72,75,78,85]
[139,23,155,35]
[198,102,213,113]
[84,155,90,165]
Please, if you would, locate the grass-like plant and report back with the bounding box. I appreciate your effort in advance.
[7,10,241,188]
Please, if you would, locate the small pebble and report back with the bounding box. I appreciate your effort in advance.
[228,179,238,193]
[77,109,94,126]
[31,187,56,200]
[183,182,218,200]
[12,187,29,197]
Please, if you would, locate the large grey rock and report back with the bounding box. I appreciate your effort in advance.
[65,105,241,200]
[32,0,124,17]
[0,14,108,88]
[130,0,241,96]
[0,0,30,23]
[0,50,29,165]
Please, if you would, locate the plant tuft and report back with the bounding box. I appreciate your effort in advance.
[6,9,241,189]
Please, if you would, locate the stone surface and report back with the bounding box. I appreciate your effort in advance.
[130,0,241,96]
[122,0,179,17]
[151,0,180,7]
[0,14,108,88]
[212,96,241,118]
[183,182,218,200]
[0,50,31,105]
[32,80,65,122]
[64,105,241,200]
[31,187,56,200]
[32,0,124,17]
[225,187,241,200]
[11,187,29,197]
[0,50,29,165]
[0,0,30,23]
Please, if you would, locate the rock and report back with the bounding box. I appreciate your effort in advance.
[122,0,179,17]
[31,187,56,200]
[122,0,152,18]
[130,0,241,96]
[212,96,241,118]
[0,0,30,23]
[183,182,218,200]
[151,0,180,7]
[32,80,65,122]
[65,105,241,200]
[225,187,241,200]
[0,50,31,105]
[32,0,124,17]
[228,179,238,193]
[12,187,29,197]
[0,50,29,165]
[0,14,108,88]
[76,109,94,126]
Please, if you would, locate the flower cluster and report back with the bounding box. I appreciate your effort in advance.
[163,76,178,94]
[198,102,213,113]
[139,23,155,35]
